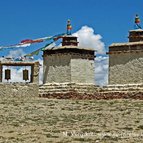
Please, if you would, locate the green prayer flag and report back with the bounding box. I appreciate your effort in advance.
[25,49,40,57]
[41,42,53,51]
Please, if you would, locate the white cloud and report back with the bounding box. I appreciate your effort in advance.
[6,49,25,58]
[95,56,108,86]
[73,26,105,54]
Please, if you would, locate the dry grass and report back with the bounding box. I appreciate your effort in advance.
[0,96,143,143]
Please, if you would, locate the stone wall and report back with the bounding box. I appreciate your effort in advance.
[71,58,95,84]
[32,62,40,84]
[39,83,99,95]
[39,83,143,99]
[40,92,143,100]
[109,52,143,84]
[43,51,95,84]
[43,54,71,84]
[0,83,39,97]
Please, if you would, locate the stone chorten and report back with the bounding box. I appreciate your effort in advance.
[43,35,95,84]
[108,29,143,84]
[40,20,96,95]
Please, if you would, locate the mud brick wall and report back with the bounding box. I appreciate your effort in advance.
[43,54,71,83]
[43,49,95,84]
[109,52,143,84]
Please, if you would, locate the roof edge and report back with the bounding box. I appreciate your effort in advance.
[109,41,143,47]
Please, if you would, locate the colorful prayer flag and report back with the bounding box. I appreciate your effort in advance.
[25,49,40,57]
[67,19,72,35]
[0,33,65,50]
[41,42,55,51]
[135,14,140,24]
[134,14,142,29]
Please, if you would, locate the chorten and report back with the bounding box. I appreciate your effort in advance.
[108,15,143,84]
[43,20,95,85]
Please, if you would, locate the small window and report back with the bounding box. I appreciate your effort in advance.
[2,66,31,83]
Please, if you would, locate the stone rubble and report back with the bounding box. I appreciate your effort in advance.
[39,92,143,100]
[39,83,143,99]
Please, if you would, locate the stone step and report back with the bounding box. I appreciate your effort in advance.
[39,87,98,95]
[39,87,97,91]
[39,83,143,95]
[39,84,100,94]
[39,89,95,93]
[103,84,143,88]
[100,87,143,91]
[39,88,98,92]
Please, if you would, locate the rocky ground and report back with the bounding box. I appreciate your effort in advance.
[0,96,143,143]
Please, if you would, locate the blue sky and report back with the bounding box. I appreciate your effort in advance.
[0,0,143,58]
[0,0,142,85]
